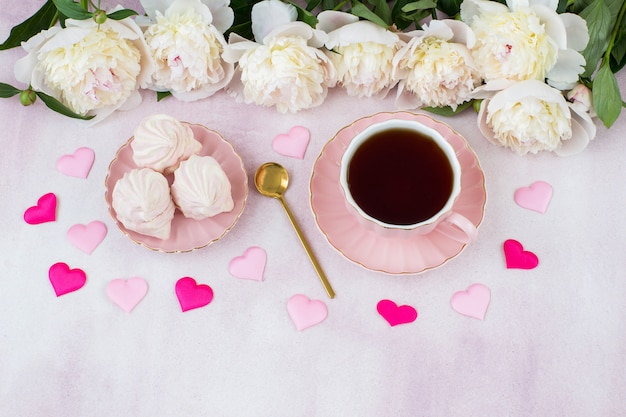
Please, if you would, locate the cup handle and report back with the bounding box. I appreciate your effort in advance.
[436,212,478,244]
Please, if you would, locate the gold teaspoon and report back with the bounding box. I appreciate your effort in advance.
[254,162,335,299]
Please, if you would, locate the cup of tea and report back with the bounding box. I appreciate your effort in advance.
[339,118,477,243]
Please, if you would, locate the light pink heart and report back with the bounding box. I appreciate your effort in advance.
[272,126,310,159]
[57,147,95,179]
[106,277,148,313]
[24,192,57,224]
[450,283,491,320]
[287,294,328,331]
[376,299,418,326]
[229,246,267,281]
[514,181,553,213]
[67,221,107,255]
[503,239,539,270]
[175,277,213,312]
[48,262,86,297]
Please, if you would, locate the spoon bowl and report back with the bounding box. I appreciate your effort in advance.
[254,162,335,299]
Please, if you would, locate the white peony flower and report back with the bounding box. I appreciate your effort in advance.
[142,0,234,101]
[222,1,335,113]
[14,11,154,125]
[392,19,480,110]
[461,0,588,89]
[317,11,401,98]
[476,79,596,156]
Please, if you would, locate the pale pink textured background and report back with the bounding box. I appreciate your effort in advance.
[1,2,625,416]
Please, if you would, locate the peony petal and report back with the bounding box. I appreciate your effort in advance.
[325,20,399,49]
[437,19,476,48]
[568,102,597,141]
[166,0,213,23]
[546,49,586,90]
[527,0,558,11]
[488,79,568,115]
[476,99,501,146]
[554,117,590,156]
[461,0,508,23]
[171,61,234,101]
[202,0,234,33]
[316,10,359,33]
[559,13,589,51]
[265,22,328,48]
[394,82,423,109]
[251,0,297,42]
[421,20,454,42]
[532,4,567,49]
[140,0,173,19]
[222,34,258,62]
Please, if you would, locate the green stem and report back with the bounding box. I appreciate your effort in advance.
[80,0,88,10]
[603,0,626,66]
[333,0,348,10]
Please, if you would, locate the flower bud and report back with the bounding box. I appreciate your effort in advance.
[94,10,107,25]
[19,90,37,106]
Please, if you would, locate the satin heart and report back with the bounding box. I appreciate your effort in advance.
[49,262,87,296]
[287,294,328,331]
[514,181,553,213]
[450,283,491,320]
[272,126,310,159]
[24,193,57,224]
[57,147,95,179]
[376,299,418,326]
[228,246,267,281]
[175,277,213,312]
[67,221,107,255]
[503,239,539,269]
[106,277,148,313]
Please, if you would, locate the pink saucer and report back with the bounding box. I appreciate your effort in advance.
[309,112,486,274]
[105,123,248,253]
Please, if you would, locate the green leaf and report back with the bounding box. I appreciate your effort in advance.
[157,91,172,102]
[288,2,319,27]
[436,0,463,16]
[351,1,388,27]
[35,91,95,120]
[0,83,22,98]
[107,9,139,20]
[52,0,94,20]
[0,1,58,50]
[365,0,392,25]
[305,0,322,11]
[423,101,474,117]
[592,64,623,127]
[226,0,258,39]
[579,0,624,78]
[401,0,437,13]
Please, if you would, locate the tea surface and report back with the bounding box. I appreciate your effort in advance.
[347,128,454,225]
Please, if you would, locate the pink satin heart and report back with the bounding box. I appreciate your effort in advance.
[450,283,491,320]
[376,299,418,326]
[56,147,95,179]
[287,294,328,331]
[503,239,539,269]
[272,126,310,159]
[175,277,213,312]
[228,246,267,281]
[49,262,87,297]
[24,193,57,224]
[106,277,148,313]
[514,181,553,213]
[67,221,107,255]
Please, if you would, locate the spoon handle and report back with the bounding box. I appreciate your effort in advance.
[278,197,335,299]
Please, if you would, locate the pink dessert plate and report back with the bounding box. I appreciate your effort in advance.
[310,112,487,275]
[105,123,248,253]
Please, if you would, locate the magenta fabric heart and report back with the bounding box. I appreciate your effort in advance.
[48,262,87,297]
[175,277,214,312]
[450,283,491,320]
[228,246,267,281]
[376,299,418,326]
[106,277,148,313]
[272,126,310,159]
[514,181,553,213]
[24,193,57,224]
[67,221,107,255]
[503,239,539,269]
[56,147,95,179]
[287,294,328,331]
